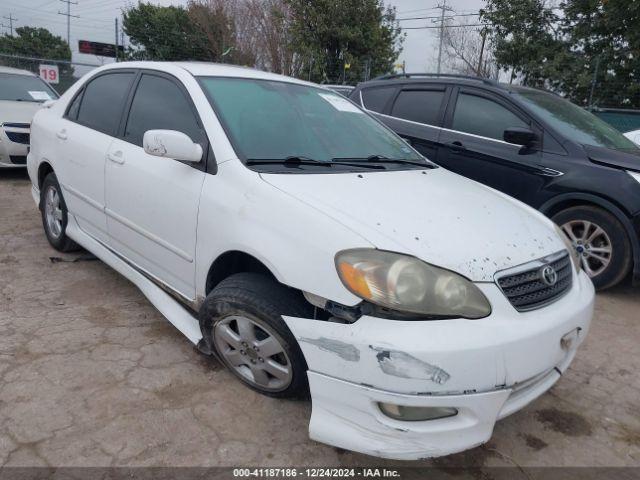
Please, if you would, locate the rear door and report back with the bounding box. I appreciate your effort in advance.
[54,71,135,244]
[438,87,548,206]
[358,84,448,161]
[104,71,208,301]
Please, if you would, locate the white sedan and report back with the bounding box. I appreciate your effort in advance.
[27,61,594,460]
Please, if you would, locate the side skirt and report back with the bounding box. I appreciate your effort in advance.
[65,215,203,345]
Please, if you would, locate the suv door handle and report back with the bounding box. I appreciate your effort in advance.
[56,129,67,140]
[107,151,125,165]
[446,141,466,153]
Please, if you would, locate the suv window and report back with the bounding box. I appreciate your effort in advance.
[76,72,134,135]
[452,93,528,141]
[124,74,202,147]
[391,90,444,126]
[361,86,396,113]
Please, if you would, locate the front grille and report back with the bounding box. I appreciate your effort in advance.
[10,155,27,165]
[5,131,30,144]
[496,251,573,311]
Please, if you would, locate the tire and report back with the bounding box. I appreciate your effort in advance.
[199,273,313,399]
[553,205,632,290]
[40,172,80,252]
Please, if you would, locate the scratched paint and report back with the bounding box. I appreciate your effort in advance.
[300,337,361,362]
[369,346,450,385]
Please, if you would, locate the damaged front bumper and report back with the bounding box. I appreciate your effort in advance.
[284,271,594,460]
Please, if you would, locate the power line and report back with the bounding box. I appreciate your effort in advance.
[58,0,79,46]
[401,23,485,30]
[2,13,17,35]
[397,12,480,21]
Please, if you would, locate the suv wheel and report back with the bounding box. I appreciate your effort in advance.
[40,172,80,252]
[199,273,313,399]
[553,206,631,290]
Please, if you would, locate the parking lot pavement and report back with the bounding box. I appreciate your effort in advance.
[0,169,639,468]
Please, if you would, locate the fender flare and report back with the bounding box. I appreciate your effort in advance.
[539,193,640,284]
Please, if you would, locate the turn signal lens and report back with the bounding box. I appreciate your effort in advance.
[378,403,458,422]
[338,262,372,299]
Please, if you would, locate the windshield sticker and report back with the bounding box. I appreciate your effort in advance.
[28,91,53,101]
[318,93,363,114]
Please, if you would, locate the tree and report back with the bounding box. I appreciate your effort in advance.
[284,0,403,84]
[0,27,75,91]
[441,23,498,79]
[123,3,210,60]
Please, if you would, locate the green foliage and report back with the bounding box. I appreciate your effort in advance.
[0,27,75,92]
[123,3,210,60]
[481,0,640,108]
[284,0,404,83]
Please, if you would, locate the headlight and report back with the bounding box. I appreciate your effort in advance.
[628,170,640,184]
[554,224,581,272]
[335,249,491,319]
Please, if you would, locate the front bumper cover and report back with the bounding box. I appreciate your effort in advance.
[284,270,594,459]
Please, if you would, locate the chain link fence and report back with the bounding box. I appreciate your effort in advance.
[0,53,103,95]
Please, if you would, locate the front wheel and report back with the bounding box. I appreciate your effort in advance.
[199,273,313,398]
[40,172,79,252]
[553,205,631,290]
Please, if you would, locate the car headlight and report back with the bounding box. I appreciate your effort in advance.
[335,249,491,319]
[554,224,581,272]
[628,170,640,184]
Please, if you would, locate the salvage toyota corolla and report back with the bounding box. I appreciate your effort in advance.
[26,62,594,460]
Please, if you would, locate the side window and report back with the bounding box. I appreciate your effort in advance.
[76,72,134,135]
[391,90,445,126]
[361,86,396,113]
[124,74,203,147]
[452,93,528,141]
[65,90,83,120]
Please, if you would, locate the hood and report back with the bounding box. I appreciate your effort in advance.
[0,100,44,125]
[261,168,566,282]
[584,144,640,172]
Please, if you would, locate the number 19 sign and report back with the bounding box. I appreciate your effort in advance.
[39,64,59,84]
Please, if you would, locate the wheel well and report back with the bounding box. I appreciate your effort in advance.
[205,251,276,294]
[543,198,612,219]
[37,162,54,190]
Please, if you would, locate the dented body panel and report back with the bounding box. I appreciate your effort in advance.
[285,273,593,459]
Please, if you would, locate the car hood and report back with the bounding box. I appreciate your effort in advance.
[261,168,566,282]
[585,144,640,172]
[0,100,43,125]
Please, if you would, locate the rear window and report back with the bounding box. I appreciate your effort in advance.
[391,90,445,126]
[360,86,396,113]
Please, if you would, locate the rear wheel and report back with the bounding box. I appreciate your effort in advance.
[553,206,631,290]
[40,172,79,252]
[199,273,313,398]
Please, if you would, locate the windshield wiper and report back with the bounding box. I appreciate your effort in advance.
[246,156,385,169]
[333,155,437,168]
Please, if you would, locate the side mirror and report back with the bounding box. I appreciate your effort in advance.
[143,130,203,163]
[504,127,538,147]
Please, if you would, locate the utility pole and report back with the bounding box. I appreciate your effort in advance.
[58,0,79,48]
[588,55,602,111]
[435,1,454,74]
[115,18,119,62]
[2,14,17,36]
[477,29,487,76]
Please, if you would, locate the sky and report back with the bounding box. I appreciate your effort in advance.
[0,0,485,72]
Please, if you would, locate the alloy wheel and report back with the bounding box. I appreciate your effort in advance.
[214,315,293,392]
[561,220,612,278]
[44,185,63,239]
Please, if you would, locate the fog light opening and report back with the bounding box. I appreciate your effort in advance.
[378,403,458,422]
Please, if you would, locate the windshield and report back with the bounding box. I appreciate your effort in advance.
[514,88,639,152]
[198,77,424,165]
[0,73,58,102]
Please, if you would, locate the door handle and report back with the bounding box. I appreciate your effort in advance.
[56,129,67,140]
[446,141,466,153]
[107,151,125,165]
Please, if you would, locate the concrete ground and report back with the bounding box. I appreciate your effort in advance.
[0,169,639,468]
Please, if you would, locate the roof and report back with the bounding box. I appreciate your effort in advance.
[0,65,37,76]
[98,61,318,88]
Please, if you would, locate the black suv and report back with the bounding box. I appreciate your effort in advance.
[350,73,640,290]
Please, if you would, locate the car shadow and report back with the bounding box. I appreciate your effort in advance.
[0,169,30,181]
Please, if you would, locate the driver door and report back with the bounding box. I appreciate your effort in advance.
[105,71,208,301]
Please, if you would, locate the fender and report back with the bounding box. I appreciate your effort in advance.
[539,193,640,285]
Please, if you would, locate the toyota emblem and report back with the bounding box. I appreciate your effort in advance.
[540,265,558,286]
